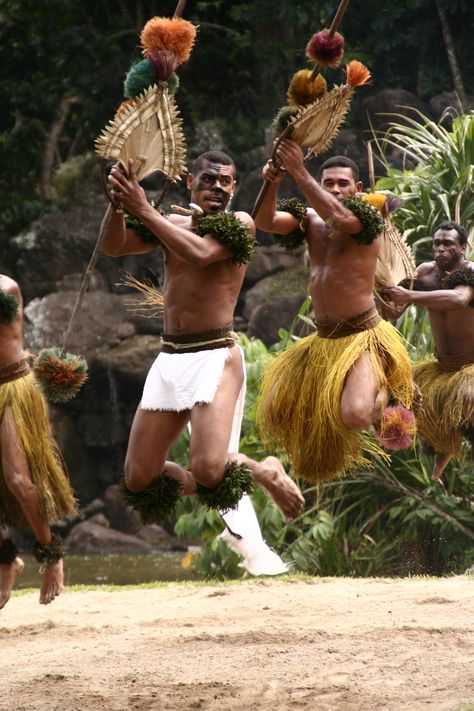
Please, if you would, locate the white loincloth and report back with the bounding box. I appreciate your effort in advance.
[146,344,288,576]
[141,347,237,412]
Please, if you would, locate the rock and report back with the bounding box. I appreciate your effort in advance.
[64,520,156,554]
[429,91,474,125]
[244,266,309,345]
[104,484,142,535]
[362,89,432,134]
[244,245,304,287]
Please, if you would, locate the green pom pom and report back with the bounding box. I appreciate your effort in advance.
[272,106,299,135]
[273,198,307,252]
[33,348,88,403]
[195,212,256,266]
[342,196,384,245]
[196,461,255,512]
[0,290,19,324]
[124,60,180,99]
[121,475,181,523]
[125,201,167,245]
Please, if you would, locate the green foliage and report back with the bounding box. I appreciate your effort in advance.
[374,110,474,263]
[195,211,256,265]
[0,289,19,323]
[196,462,255,511]
[121,475,181,524]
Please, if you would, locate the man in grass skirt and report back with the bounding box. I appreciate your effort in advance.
[100,151,304,574]
[0,275,77,609]
[384,221,474,480]
[255,141,415,484]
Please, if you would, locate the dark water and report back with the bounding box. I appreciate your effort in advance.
[15,552,197,589]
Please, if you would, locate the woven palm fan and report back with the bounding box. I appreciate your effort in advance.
[290,61,371,155]
[95,84,187,184]
[375,214,416,292]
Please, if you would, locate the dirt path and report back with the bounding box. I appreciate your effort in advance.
[1,576,473,711]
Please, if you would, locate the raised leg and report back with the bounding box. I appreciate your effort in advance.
[189,347,244,488]
[340,351,388,429]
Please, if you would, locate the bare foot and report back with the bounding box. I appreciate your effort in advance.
[0,557,24,610]
[432,451,451,481]
[39,559,63,605]
[255,456,305,520]
[164,461,197,496]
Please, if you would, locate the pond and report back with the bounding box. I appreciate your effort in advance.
[15,551,198,589]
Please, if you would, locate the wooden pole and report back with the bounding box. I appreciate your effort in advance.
[252,0,351,219]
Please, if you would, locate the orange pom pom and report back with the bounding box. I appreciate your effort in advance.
[140,17,197,65]
[345,60,371,88]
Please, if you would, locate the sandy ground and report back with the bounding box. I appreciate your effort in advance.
[1,576,473,711]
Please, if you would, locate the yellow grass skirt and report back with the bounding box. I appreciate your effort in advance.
[413,360,474,458]
[0,373,77,529]
[256,321,414,483]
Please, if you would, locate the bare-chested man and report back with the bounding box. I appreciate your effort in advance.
[100,150,303,573]
[0,274,76,609]
[384,221,474,480]
[254,139,414,483]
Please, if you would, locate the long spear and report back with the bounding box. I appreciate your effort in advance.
[251,0,351,219]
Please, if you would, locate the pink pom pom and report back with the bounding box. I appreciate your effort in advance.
[375,405,417,451]
[305,30,345,68]
[147,50,179,81]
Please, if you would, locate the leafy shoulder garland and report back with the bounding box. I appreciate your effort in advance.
[272,194,384,250]
[0,290,19,324]
[195,211,256,266]
[442,266,474,306]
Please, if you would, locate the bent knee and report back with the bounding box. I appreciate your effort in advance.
[124,459,160,493]
[3,470,35,499]
[190,455,225,488]
[340,402,373,430]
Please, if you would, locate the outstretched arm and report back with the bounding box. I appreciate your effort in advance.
[254,160,300,235]
[275,140,363,234]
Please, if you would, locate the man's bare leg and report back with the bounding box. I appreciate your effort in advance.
[432,451,451,481]
[189,347,244,487]
[230,453,304,520]
[0,535,24,610]
[341,351,388,429]
[1,409,63,605]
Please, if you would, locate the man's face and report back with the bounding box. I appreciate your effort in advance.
[187,161,236,214]
[432,228,466,270]
[320,166,362,201]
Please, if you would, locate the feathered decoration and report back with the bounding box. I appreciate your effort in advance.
[345,59,371,88]
[287,70,327,107]
[305,29,345,68]
[140,16,197,65]
[124,59,179,99]
[287,61,371,155]
[33,348,88,403]
[95,85,187,183]
[375,405,416,451]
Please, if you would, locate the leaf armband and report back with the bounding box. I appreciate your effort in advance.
[125,201,167,245]
[273,198,308,252]
[0,290,19,324]
[342,196,384,245]
[195,212,256,266]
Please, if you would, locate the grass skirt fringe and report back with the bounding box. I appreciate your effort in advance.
[0,373,77,528]
[256,321,414,483]
[413,360,474,457]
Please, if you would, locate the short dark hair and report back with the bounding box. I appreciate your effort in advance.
[433,221,468,246]
[318,155,360,181]
[192,151,236,176]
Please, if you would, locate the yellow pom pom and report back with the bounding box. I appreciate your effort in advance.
[287,70,327,107]
[362,193,387,212]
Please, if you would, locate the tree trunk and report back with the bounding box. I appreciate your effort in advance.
[435,0,467,110]
[40,94,80,200]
